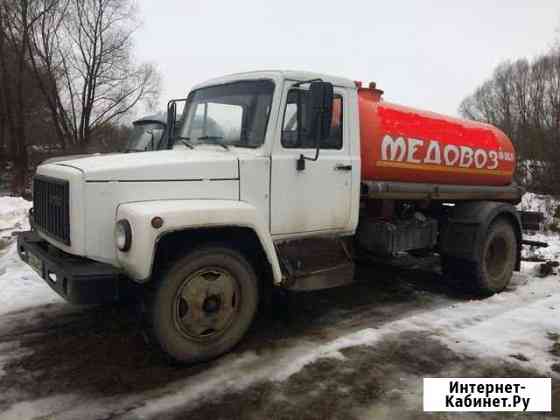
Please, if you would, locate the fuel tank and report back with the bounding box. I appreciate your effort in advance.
[358,85,515,186]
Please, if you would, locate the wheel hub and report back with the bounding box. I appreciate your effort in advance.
[486,236,508,279]
[173,268,240,341]
[203,295,221,313]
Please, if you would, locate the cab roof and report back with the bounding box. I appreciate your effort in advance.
[133,112,166,125]
[192,70,357,91]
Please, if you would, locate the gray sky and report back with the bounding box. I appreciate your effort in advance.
[135,0,559,117]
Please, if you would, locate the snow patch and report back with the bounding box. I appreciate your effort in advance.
[0,395,79,420]
[522,231,560,261]
[0,196,62,315]
[518,192,560,261]
[518,192,559,227]
[0,196,31,239]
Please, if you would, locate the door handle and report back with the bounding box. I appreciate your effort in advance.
[334,164,352,171]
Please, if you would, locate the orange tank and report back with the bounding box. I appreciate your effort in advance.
[358,84,515,186]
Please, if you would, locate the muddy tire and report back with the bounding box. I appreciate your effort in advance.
[442,218,517,296]
[149,246,258,363]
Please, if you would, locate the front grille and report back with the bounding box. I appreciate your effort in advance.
[33,175,70,245]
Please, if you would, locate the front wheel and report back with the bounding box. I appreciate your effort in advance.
[150,246,259,363]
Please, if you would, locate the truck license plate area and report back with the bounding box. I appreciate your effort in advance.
[28,252,43,277]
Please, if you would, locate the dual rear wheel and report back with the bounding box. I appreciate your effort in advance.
[442,218,518,296]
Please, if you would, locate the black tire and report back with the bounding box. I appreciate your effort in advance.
[442,218,517,296]
[149,246,258,363]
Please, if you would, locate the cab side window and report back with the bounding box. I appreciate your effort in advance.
[281,89,343,149]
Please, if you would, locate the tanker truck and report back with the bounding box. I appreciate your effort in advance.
[17,70,526,363]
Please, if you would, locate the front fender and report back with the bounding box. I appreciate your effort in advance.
[115,200,282,284]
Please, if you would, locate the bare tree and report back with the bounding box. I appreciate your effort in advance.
[27,0,73,149]
[0,0,55,193]
[0,0,159,193]
[27,0,159,150]
[61,0,159,146]
[459,46,560,194]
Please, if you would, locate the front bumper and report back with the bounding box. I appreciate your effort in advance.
[17,230,122,304]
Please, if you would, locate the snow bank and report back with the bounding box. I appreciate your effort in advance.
[0,196,62,315]
[518,192,560,228]
[522,231,560,261]
[517,192,560,261]
[0,196,31,240]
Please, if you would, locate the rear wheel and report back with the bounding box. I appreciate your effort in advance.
[149,246,258,363]
[442,218,517,296]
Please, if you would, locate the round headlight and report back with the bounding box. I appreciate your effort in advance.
[115,219,132,252]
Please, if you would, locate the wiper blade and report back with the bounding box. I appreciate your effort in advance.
[197,136,229,150]
[176,136,195,149]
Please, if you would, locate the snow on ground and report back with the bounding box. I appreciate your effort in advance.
[0,194,559,418]
[522,231,560,261]
[518,192,560,261]
[0,197,31,239]
[0,196,62,316]
[518,191,559,227]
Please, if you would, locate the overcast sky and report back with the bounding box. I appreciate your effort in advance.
[134,0,559,117]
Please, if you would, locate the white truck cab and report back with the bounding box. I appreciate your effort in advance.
[17,70,525,363]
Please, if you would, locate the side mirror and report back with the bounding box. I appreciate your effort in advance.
[305,81,334,142]
[146,129,154,151]
[166,101,177,149]
[297,81,334,171]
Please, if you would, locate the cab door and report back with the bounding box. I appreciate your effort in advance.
[270,85,352,236]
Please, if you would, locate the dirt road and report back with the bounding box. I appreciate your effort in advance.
[0,258,559,420]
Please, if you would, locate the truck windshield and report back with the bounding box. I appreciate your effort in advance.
[127,121,166,152]
[175,80,274,148]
